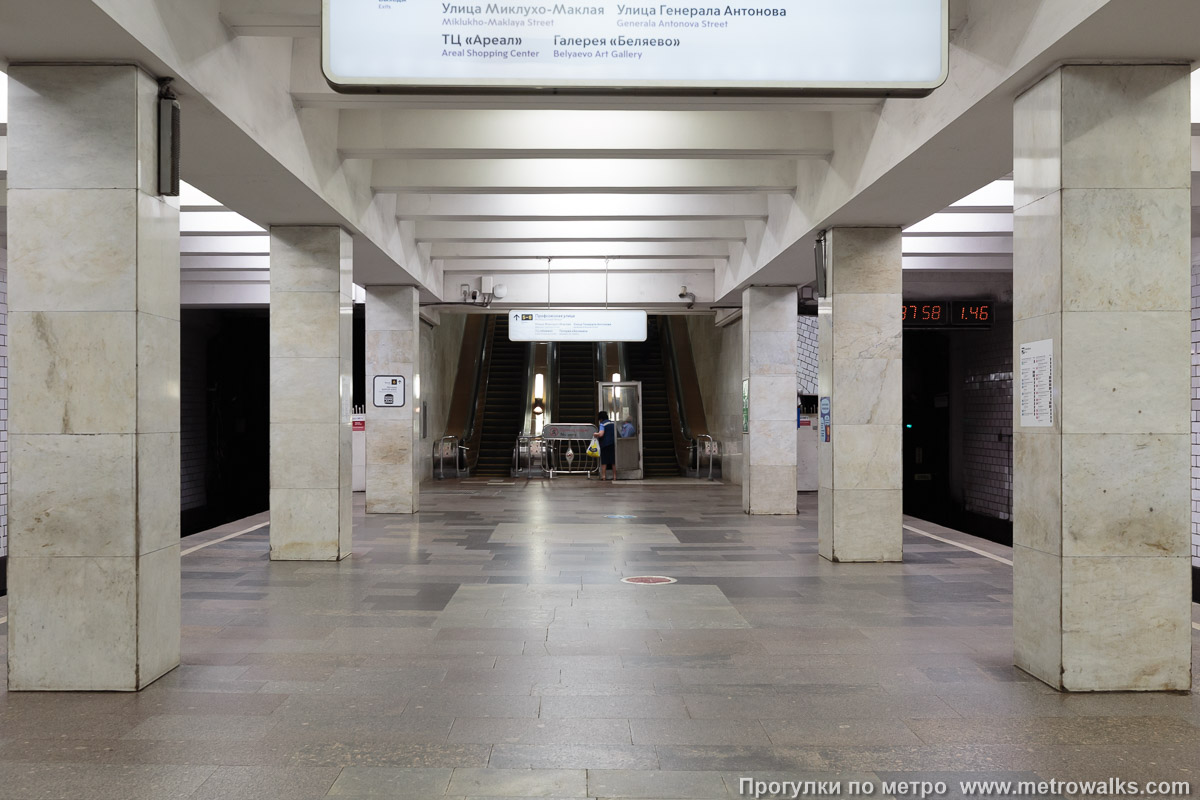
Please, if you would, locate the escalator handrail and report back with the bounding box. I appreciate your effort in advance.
[656,317,691,471]
[661,317,710,441]
[462,315,497,472]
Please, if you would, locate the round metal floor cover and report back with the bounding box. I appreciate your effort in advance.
[621,576,677,585]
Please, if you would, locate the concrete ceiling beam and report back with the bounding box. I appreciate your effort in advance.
[180,211,266,234]
[391,193,774,220]
[903,255,1013,272]
[370,158,799,193]
[181,255,271,269]
[337,108,833,158]
[439,257,726,273]
[219,0,318,37]
[904,212,1013,236]
[181,235,270,256]
[430,240,730,259]
[902,236,1012,257]
[414,219,749,242]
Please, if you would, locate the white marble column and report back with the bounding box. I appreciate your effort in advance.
[365,286,421,514]
[742,287,798,514]
[269,227,353,560]
[1012,65,1192,691]
[7,65,181,690]
[817,228,903,563]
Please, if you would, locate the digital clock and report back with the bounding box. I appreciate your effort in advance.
[951,301,993,328]
[902,302,948,327]
[902,301,994,329]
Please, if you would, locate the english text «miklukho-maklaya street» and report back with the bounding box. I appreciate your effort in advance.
[441,4,788,16]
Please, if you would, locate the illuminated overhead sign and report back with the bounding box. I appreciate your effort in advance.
[323,0,948,95]
[508,310,647,341]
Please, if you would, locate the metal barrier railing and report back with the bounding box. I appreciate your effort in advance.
[434,435,468,479]
[693,435,716,481]
[513,434,545,477]
[542,436,599,478]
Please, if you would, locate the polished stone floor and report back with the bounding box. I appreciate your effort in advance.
[0,478,1198,799]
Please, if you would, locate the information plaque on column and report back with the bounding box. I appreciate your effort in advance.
[1018,340,1052,428]
[323,0,948,95]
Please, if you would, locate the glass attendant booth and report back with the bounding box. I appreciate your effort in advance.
[599,381,643,480]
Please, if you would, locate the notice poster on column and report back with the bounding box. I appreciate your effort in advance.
[1018,340,1053,427]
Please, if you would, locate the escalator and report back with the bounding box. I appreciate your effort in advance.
[474,316,527,477]
[625,316,681,477]
[553,342,597,423]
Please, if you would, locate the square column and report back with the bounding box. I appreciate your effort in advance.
[817,228,903,562]
[269,227,353,560]
[1012,65,1192,691]
[7,65,181,690]
[365,286,420,514]
[742,287,798,514]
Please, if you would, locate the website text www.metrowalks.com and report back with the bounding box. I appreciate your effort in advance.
[737,777,1193,799]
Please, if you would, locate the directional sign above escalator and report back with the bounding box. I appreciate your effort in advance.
[508,310,647,342]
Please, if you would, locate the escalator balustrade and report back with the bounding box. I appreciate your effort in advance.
[474,316,526,477]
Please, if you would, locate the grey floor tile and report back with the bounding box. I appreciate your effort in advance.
[187,766,341,800]
[488,743,660,769]
[284,741,491,768]
[760,718,926,747]
[630,719,771,746]
[119,715,279,741]
[586,768,732,798]
[448,717,632,745]
[655,745,827,773]
[0,762,216,800]
[539,695,689,719]
[446,767,588,797]
[905,716,1200,746]
[326,766,453,797]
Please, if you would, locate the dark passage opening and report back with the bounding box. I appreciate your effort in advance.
[181,309,270,536]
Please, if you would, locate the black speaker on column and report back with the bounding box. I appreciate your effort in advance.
[158,79,181,197]
[813,229,828,298]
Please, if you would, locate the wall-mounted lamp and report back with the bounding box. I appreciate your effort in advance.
[533,373,545,416]
[611,373,621,383]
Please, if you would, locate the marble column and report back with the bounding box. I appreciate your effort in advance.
[742,287,798,514]
[817,228,903,563]
[6,65,181,690]
[365,286,421,513]
[1012,65,1192,691]
[269,227,353,560]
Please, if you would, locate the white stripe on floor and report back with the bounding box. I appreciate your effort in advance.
[0,521,270,627]
[181,521,270,556]
[906,523,1200,632]
[903,523,1014,565]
